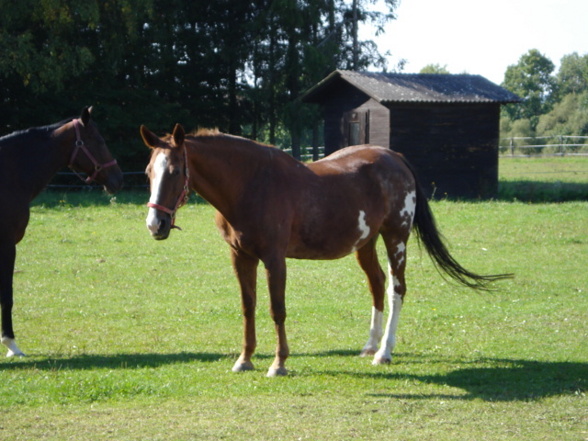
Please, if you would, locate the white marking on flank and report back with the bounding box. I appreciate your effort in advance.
[352,210,371,253]
[357,210,370,240]
[146,152,168,234]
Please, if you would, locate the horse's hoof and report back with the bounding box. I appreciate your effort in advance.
[360,348,377,357]
[6,350,25,357]
[267,366,288,377]
[2,338,25,357]
[372,357,391,365]
[232,360,255,372]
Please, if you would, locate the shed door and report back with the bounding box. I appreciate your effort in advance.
[344,110,370,146]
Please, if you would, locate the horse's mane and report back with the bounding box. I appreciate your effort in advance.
[0,118,74,145]
[190,128,222,137]
[187,128,276,150]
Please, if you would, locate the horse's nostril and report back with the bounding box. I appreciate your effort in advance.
[159,218,168,232]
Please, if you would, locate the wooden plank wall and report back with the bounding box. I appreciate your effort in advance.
[388,103,501,199]
[321,82,390,155]
[317,82,502,198]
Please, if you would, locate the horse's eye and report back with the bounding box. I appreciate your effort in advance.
[170,167,180,176]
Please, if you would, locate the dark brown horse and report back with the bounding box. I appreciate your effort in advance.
[141,123,511,376]
[0,107,123,357]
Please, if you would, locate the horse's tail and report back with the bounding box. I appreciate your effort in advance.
[401,157,513,291]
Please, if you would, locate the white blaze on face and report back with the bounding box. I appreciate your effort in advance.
[146,152,168,234]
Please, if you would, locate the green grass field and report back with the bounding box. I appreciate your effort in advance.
[499,156,588,201]
[0,157,586,440]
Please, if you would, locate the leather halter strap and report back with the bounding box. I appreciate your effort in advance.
[146,146,190,229]
[69,118,118,184]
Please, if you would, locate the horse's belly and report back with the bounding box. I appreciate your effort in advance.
[286,244,352,260]
[286,220,373,260]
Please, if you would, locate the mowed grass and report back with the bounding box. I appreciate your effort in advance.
[1,171,587,440]
[499,156,588,201]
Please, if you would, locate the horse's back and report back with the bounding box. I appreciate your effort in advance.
[310,145,412,178]
[308,145,415,202]
[284,145,416,259]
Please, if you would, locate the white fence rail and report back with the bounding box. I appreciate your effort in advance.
[500,135,588,156]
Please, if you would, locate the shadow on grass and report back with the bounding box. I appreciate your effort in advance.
[1,350,585,402]
[0,351,225,371]
[410,360,587,401]
[498,180,588,202]
[310,351,587,402]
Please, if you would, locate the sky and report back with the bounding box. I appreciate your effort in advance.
[363,0,588,85]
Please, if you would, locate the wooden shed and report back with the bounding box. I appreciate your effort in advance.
[302,70,520,199]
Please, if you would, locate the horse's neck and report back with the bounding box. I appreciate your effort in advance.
[20,130,72,201]
[186,136,270,216]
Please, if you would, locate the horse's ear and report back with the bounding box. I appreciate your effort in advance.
[172,123,185,148]
[80,106,92,126]
[140,125,162,149]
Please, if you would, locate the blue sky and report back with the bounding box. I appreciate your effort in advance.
[362,0,588,84]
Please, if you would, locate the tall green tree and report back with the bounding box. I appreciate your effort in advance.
[502,49,556,129]
[556,52,588,97]
[500,50,588,143]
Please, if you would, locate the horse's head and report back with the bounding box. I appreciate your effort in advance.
[141,123,190,240]
[68,107,123,193]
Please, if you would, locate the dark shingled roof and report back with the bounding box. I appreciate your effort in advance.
[302,70,521,104]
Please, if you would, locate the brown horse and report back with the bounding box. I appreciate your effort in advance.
[0,107,123,357]
[140,123,511,377]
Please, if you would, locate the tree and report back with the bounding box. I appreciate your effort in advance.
[0,0,400,167]
[556,52,588,97]
[502,49,556,128]
[420,64,450,74]
[248,0,399,157]
[536,92,588,138]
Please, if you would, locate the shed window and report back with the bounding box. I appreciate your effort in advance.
[349,122,361,145]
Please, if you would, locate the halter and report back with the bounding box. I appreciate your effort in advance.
[146,146,190,229]
[69,118,118,183]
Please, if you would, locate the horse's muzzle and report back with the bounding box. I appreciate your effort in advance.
[102,167,124,194]
[147,212,171,240]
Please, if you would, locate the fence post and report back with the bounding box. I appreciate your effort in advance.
[509,138,514,156]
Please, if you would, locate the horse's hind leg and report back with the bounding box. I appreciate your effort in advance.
[356,238,386,357]
[0,242,24,357]
[371,231,409,364]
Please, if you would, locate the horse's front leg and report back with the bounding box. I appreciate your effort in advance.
[231,249,259,373]
[265,256,289,377]
[0,242,24,357]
